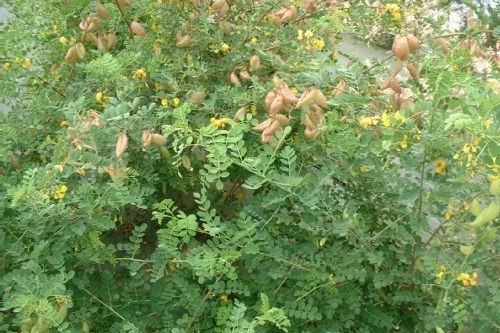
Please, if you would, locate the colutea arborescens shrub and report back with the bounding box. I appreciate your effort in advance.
[0,0,498,332]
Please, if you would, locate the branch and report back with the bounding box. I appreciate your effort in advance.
[113,0,134,39]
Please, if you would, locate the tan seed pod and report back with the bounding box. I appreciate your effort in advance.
[106,163,127,181]
[141,129,152,150]
[273,7,288,19]
[151,133,167,146]
[249,54,260,72]
[306,0,316,14]
[391,59,404,76]
[269,94,283,116]
[262,119,281,136]
[117,0,131,11]
[131,21,146,36]
[312,88,327,108]
[253,118,273,131]
[218,3,230,18]
[304,127,315,138]
[96,33,108,52]
[85,32,98,44]
[380,76,391,90]
[435,38,449,55]
[406,34,420,52]
[230,72,241,86]
[212,0,226,11]
[233,107,247,121]
[239,70,252,81]
[388,94,400,111]
[333,79,348,97]
[280,86,298,104]
[265,91,277,111]
[280,6,296,23]
[309,105,323,126]
[65,45,80,64]
[96,3,110,19]
[79,20,89,31]
[115,131,128,158]
[302,114,315,130]
[86,16,100,32]
[296,89,316,108]
[187,90,205,104]
[107,32,118,50]
[176,34,191,47]
[274,114,290,126]
[389,78,402,94]
[406,63,419,81]
[392,35,410,61]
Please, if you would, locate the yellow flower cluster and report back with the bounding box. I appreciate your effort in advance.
[220,42,230,53]
[454,138,480,169]
[297,30,325,51]
[358,115,380,129]
[210,117,228,128]
[385,3,402,21]
[132,68,147,80]
[457,272,478,286]
[54,184,68,200]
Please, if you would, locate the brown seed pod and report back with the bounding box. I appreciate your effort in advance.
[302,114,315,130]
[388,94,400,111]
[265,91,277,111]
[406,34,420,52]
[212,0,226,11]
[269,94,283,116]
[312,88,327,108]
[435,38,450,55]
[218,3,230,18]
[304,127,315,138]
[392,35,410,61]
[280,85,298,104]
[280,6,297,23]
[306,0,316,14]
[239,70,252,81]
[273,7,288,19]
[106,163,127,181]
[115,131,128,158]
[391,59,404,76]
[406,63,419,81]
[117,0,131,11]
[65,43,86,64]
[274,114,290,126]
[219,20,232,34]
[253,118,273,131]
[131,21,146,36]
[96,33,108,52]
[262,119,281,137]
[309,105,324,126]
[249,54,260,72]
[85,32,98,44]
[107,32,118,50]
[96,3,109,19]
[332,79,348,97]
[388,78,402,94]
[141,129,152,150]
[296,89,316,108]
[187,90,205,104]
[151,133,167,146]
[176,34,191,47]
[233,107,247,122]
[230,72,241,86]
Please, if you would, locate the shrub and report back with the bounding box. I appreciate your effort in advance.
[1,0,498,332]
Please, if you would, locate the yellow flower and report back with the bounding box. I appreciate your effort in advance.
[210,117,228,128]
[21,57,31,70]
[96,91,109,106]
[393,111,405,123]
[60,120,69,127]
[304,30,313,38]
[219,294,229,302]
[381,111,392,127]
[250,105,258,116]
[220,42,230,52]
[3,62,10,71]
[360,165,369,173]
[312,38,325,51]
[54,184,68,199]
[173,97,180,106]
[392,11,401,21]
[132,68,147,80]
[59,36,68,44]
[359,116,380,129]
[296,29,304,41]
[435,158,446,175]
[400,134,408,149]
[436,265,446,279]
[151,22,159,31]
[70,37,77,46]
[154,82,163,91]
[250,37,257,44]
[161,98,169,107]
[457,272,478,286]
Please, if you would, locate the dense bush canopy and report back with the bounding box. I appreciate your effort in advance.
[0,0,498,332]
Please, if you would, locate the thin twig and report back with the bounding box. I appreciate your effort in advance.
[113,0,134,39]
[21,66,66,97]
[361,54,393,74]
[81,287,128,322]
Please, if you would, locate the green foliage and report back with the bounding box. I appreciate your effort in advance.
[1,0,499,332]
